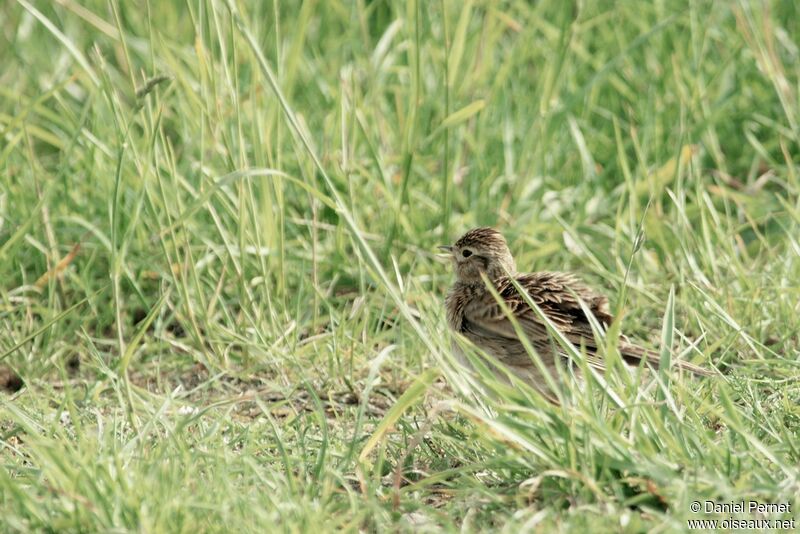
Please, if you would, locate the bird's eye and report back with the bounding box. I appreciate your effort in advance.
[462,249,473,258]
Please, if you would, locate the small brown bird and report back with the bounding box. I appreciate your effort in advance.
[441,227,711,398]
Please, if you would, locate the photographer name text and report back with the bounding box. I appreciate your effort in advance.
[691,500,791,515]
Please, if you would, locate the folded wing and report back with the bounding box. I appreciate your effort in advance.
[462,272,712,376]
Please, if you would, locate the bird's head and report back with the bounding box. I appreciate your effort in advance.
[439,227,516,283]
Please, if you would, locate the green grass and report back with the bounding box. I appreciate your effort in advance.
[2,0,800,531]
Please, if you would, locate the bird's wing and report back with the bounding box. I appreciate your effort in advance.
[463,271,714,376]
[462,272,613,367]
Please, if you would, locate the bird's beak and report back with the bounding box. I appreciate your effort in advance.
[437,245,453,253]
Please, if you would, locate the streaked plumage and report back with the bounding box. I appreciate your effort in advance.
[442,227,711,398]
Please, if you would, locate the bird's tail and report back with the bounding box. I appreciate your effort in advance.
[619,342,715,377]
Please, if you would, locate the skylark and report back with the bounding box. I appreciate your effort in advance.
[441,227,711,398]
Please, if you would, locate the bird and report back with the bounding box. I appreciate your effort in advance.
[440,227,712,400]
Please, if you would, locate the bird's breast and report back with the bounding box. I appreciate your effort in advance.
[445,283,478,333]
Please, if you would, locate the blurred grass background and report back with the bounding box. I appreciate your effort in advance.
[1,0,799,531]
